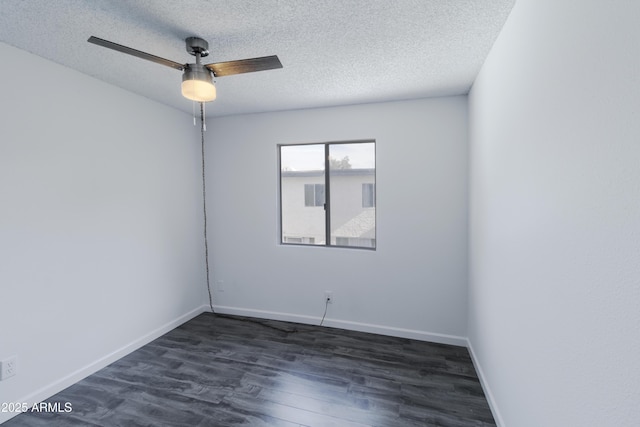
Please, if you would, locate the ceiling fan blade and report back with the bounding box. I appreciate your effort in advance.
[88,36,185,71]
[205,55,283,77]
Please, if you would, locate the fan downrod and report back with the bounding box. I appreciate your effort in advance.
[185,37,209,58]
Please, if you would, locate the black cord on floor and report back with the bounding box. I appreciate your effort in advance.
[214,313,299,335]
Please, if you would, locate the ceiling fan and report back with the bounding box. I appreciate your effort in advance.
[88,36,283,102]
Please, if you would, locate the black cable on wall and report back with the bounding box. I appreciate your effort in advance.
[200,102,214,313]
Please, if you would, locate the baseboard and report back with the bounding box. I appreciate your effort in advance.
[466,338,505,427]
[213,305,467,347]
[0,305,209,425]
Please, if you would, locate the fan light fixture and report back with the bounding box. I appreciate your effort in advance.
[181,64,216,102]
[87,35,282,105]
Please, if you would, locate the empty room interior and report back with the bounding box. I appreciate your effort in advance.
[0,1,638,426]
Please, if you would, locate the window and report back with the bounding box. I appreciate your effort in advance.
[362,183,375,208]
[283,236,316,244]
[304,184,325,207]
[335,237,375,248]
[279,141,376,249]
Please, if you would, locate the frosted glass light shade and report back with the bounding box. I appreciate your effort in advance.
[181,79,216,102]
[181,64,217,102]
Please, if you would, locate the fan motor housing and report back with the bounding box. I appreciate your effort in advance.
[182,63,212,83]
[186,37,209,57]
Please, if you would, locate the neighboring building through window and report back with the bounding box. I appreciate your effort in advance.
[279,141,376,249]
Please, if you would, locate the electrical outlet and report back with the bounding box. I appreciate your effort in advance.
[0,356,17,380]
[324,291,333,304]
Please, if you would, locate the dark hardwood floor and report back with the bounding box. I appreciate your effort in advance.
[4,313,495,426]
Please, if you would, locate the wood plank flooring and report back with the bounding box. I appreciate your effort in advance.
[4,313,495,426]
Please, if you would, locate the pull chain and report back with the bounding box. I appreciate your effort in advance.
[202,102,207,131]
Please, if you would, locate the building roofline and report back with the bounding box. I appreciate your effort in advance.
[281,168,374,177]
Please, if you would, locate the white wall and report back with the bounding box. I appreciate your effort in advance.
[206,97,469,344]
[468,1,640,426]
[0,42,207,423]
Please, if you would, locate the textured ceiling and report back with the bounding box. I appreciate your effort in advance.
[0,0,515,117]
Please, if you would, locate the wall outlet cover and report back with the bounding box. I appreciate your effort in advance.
[0,356,17,380]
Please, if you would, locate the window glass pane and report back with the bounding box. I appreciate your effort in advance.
[329,142,376,248]
[280,145,325,245]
